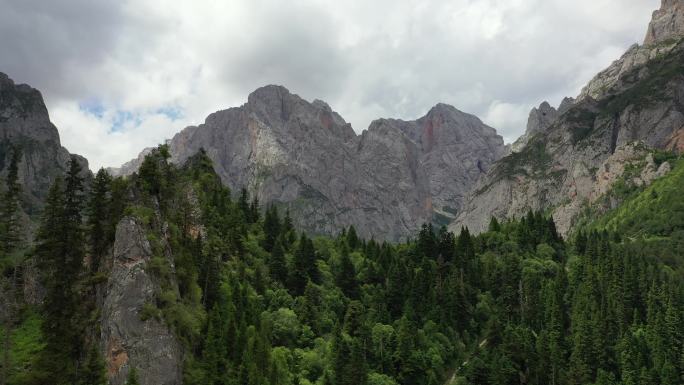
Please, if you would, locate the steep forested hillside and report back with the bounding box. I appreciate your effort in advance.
[1,147,682,385]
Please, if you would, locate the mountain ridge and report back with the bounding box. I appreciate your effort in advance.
[451,0,684,236]
[111,84,506,241]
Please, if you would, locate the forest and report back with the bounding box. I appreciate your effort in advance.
[1,145,683,385]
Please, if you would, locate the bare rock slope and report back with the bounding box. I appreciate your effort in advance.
[114,87,506,241]
[0,72,88,214]
[100,217,183,385]
[452,0,684,236]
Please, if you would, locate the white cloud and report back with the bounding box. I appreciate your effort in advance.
[0,0,660,169]
[483,101,531,143]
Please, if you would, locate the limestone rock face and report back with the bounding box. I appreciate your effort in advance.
[511,102,559,152]
[0,72,88,214]
[114,86,506,241]
[644,0,684,46]
[100,217,183,385]
[452,35,684,236]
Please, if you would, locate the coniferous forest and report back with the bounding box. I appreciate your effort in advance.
[1,145,683,385]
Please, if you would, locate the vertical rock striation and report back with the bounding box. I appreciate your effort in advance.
[0,72,89,215]
[100,217,182,385]
[452,2,684,236]
[113,87,506,241]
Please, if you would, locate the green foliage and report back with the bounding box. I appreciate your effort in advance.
[592,158,684,239]
[600,40,684,116]
[14,145,684,385]
[86,168,114,272]
[33,157,87,385]
[491,138,553,181]
[126,367,140,385]
[0,311,44,384]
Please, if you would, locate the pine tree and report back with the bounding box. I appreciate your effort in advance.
[35,158,87,383]
[336,246,359,299]
[269,237,288,285]
[262,205,281,252]
[288,234,319,295]
[437,226,455,263]
[80,345,107,385]
[0,148,22,254]
[488,216,501,232]
[346,225,360,250]
[249,195,260,224]
[126,367,140,385]
[87,168,112,273]
[0,148,21,385]
[238,187,251,222]
[416,223,436,259]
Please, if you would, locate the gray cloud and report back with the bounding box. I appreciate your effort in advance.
[0,0,126,98]
[0,0,659,168]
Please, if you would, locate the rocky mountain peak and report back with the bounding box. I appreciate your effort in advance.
[453,10,684,236]
[510,101,559,153]
[244,84,355,142]
[0,72,51,127]
[115,90,506,240]
[0,72,89,214]
[526,101,558,135]
[644,0,684,45]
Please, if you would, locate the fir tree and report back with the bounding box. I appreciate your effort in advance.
[269,237,288,285]
[0,147,22,254]
[35,158,86,383]
[80,345,107,385]
[126,367,140,385]
[87,168,112,272]
[336,246,359,299]
[0,148,21,385]
[262,205,281,252]
[288,234,319,295]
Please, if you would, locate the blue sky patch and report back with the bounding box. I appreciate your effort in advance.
[78,99,105,119]
[79,99,184,133]
[157,106,184,121]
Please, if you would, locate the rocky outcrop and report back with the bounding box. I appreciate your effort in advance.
[114,87,506,241]
[511,102,559,152]
[644,0,684,46]
[0,72,89,215]
[452,21,684,236]
[100,217,182,385]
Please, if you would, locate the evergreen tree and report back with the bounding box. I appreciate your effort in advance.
[87,168,112,272]
[262,205,281,252]
[346,225,360,250]
[126,367,140,385]
[35,158,86,383]
[249,196,260,223]
[336,246,359,299]
[488,216,501,232]
[238,187,250,222]
[269,237,288,285]
[288,234,319,295]
[0,147,22,254]
[0,148,21,385]
[80,345,107,385]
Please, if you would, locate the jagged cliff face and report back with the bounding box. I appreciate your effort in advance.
[0,72,88,215]
[100,217,183,385]
[452,2,684,236]
[114,87,505,241]
[510,102,559,153]
[644,0,684,46]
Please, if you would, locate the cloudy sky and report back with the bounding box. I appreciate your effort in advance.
[0,0,659,169]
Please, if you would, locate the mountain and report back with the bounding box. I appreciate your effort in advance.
[0,72,89,216]
[451,0,684,236]
[112,86,506,241]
